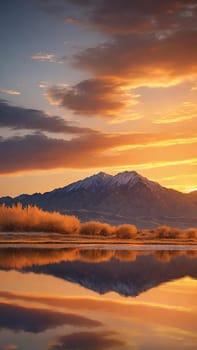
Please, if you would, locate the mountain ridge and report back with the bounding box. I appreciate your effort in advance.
[0,170,194,198]
[0,170,197,228]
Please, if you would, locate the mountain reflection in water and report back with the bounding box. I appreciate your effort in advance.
[0,247,196,350]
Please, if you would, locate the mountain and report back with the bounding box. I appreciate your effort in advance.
[1,170,197,228]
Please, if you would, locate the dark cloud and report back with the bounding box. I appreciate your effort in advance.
[38,0,91,15]
[0,133,104,173]
[37,0,70,16]
[73,30,197,87]
[0,100,93,135]
[0,302,101,333]
[49,331,126,350]
[47,78,132,117]
[82,0,197,35]
[39,0,197,34]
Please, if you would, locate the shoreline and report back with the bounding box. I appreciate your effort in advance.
[0,240,197,250]
[1,232,197,247]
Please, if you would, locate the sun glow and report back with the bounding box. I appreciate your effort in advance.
[185,187,197,193]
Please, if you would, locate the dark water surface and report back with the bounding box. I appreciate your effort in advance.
[0,246,197,350]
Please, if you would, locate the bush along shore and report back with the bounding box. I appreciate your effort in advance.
[0,204,197,242]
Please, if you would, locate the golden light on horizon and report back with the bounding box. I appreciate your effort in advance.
[0,0,196,198]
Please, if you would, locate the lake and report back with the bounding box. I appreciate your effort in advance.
[0,245,197,350]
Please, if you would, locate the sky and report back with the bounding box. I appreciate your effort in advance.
[0,0,197,196]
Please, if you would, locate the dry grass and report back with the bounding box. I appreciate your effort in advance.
[0,204,196,241]
[0,204,80,234]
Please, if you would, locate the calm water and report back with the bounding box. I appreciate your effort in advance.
[0,246,197,350]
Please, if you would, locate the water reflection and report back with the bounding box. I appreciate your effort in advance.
[0,247,197,268]
[0,247,196,350]
[0,247,196,296]
[0,302,101,333]
[49,331,126,350]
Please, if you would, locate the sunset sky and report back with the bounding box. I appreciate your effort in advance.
[0,0,197,196]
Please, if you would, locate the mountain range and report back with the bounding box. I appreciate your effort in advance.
[1,171,197,228]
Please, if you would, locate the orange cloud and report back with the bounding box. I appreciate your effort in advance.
[1,130,197,174]
[154,102,197,124]
[47,78,138,119]
[43,0,197,126]
[73,30,197,88]
[42,0,197,125]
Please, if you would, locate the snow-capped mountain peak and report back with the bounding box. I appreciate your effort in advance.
[66,171,112,191]
[65,170,162,192]
[111,171,142,187]
[107,170,161,192]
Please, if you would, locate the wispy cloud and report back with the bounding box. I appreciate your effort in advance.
[31,53,61,63]
[41,82,69,91]
[191,84,197,91]
[65,16,80,24]
[154,102,197,124]
[0,89,20,95]
[38,81,49,89]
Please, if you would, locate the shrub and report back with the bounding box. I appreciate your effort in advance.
[80,221,114,236]
[186,228,197,239]
[154,225,181,239]
[115,224,137,239]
